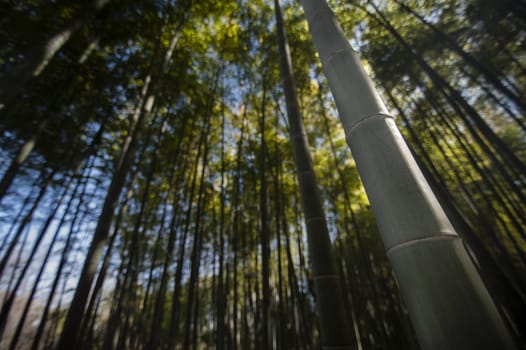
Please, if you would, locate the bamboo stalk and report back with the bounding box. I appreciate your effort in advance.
[299,0,516,348]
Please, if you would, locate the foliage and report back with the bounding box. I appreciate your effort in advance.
[0,0,524,349]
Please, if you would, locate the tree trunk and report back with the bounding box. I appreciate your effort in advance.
[299,0,516,348]
[0,120,47,202]
[274,1,352,348]
[0,172,74,345]
[147,114,190,350]
[0,168,55,278]
[56,18,187,347]
[216,100,227,350]
[182,123,210,350]
[259,74,271,350]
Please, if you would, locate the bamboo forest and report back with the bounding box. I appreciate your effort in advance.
[0,0,525,349]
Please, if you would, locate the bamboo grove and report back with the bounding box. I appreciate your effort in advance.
[0,0,524,349]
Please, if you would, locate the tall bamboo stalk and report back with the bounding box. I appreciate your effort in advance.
[274,0,352,348]
[299,0,516,348]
